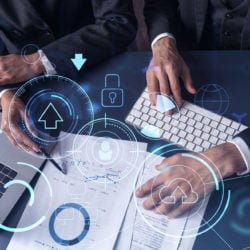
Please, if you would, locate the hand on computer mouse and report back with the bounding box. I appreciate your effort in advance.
[0,90,40,153]
[147,37,196,108]
[136,143,246,218]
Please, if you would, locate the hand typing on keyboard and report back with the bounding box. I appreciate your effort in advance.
[147,37,197,107]
[136,142,247,218]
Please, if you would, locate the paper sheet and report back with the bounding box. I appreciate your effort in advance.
[115,152,209,250]
[7,134,147,250]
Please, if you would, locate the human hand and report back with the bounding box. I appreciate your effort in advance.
[147,37,196,107]
[0,53,44,86]
[136,143,246,218]
[0,90,40,153]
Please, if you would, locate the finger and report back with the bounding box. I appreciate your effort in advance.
[143,185,170,210]
[181,68,196,94]
[155,68,171,97]
[167,202,192,219]
[136,175,165,198]
[167,69,183,107]
[147,67,160,106]
[11,123,40,153]
[154,198,176,215]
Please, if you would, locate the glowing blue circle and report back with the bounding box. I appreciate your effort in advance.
[49,203,90,246]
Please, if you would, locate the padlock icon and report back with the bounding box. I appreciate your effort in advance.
[101,74,124,108]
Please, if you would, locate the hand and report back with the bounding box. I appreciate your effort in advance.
[0,90,40,153]
[136,143,246,218]
[0,53,44,86]
[147,37,196,107]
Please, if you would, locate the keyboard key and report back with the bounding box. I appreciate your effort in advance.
[226,127,234,136]
[194,137,202,145]
[194,114,203,122]
[156,120,164,128]
[170,119,179,127]
[2,167,11,175]
[210,121,219,128]
[187,142,195,150]
[156,112,164,120]
[144,100,151,107]
[9,170,17,179]
[221,117,232,127]
[141,114,149,122]
[202,141,211,149]
[201,133,209,141]
[148,117,156,125]
[180,108,188,116]
[231,122,240,130]
[194,146,203,152]
[178,122,186,130]
[218,124,226,132]
[187,119,195,126]
[0,164,4,172]
[126,115,134,124]
[0,172,4,181]
[163,131,172,140]
[134,104,142,111]
[209,136,218,144]
[186,134,194,142]
[134,118,141,127]
[141,106,149,114]
[186,126,194,134]
[179,130,187,138]
[149,110,157,117]
[2,176,11,184]
[180,116,188,123]
[171,135,180,143]
[171,127,179,135]
[187,111,195,118]
[193,129,202,137]
[163,116,171,123]
[195,122,203,130]
[202,117,211,125]
[211,129,219,137]
[179,138,187,147]
[203,125,211,133]
[219,132,227,141]
[163,123,171,131]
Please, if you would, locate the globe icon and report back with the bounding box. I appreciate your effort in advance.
[194,84,229,115]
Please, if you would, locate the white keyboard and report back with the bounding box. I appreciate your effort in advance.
[126,89,248,152]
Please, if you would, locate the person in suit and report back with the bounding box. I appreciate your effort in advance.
[0,0,137,152]
[136,0,250,218]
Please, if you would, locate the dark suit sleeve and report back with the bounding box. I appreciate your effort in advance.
[144,0,178,43]
[235,128,250,148]
[42,0,137,78]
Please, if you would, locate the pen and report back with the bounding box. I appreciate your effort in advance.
[40,148,67,175]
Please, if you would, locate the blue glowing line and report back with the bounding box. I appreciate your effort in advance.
[51,95,72,116]
[0,216,46,233]
[17,162,53,197]
[182,153,219,190]
[4,180,34,206]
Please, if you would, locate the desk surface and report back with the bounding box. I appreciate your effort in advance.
[1,51,250,249]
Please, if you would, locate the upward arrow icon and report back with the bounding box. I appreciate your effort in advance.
[38,103,64,130]
[71,54,87,71]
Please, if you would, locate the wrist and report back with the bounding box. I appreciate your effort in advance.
[152,36,176,50]
[27,52,45,75]
[206,143,247,179]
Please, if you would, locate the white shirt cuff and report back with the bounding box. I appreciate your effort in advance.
[38,50,57,75]
[228,137,250,175]
[151,33,176,48]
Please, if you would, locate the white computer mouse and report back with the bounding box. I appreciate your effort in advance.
[156,95,176,113]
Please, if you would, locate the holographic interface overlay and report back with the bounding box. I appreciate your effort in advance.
[130,91,180,140]
[72,117,139,184]
[133,144,231,238]
[0,162,52,233]
[8,75,94,159]
[49,203,90,246]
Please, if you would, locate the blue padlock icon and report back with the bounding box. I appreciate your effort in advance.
[101,74,124,108]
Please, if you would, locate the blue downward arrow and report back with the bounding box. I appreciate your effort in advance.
[71,54,87,71]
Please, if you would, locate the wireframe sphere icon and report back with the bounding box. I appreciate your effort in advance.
[194,84,229,115]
